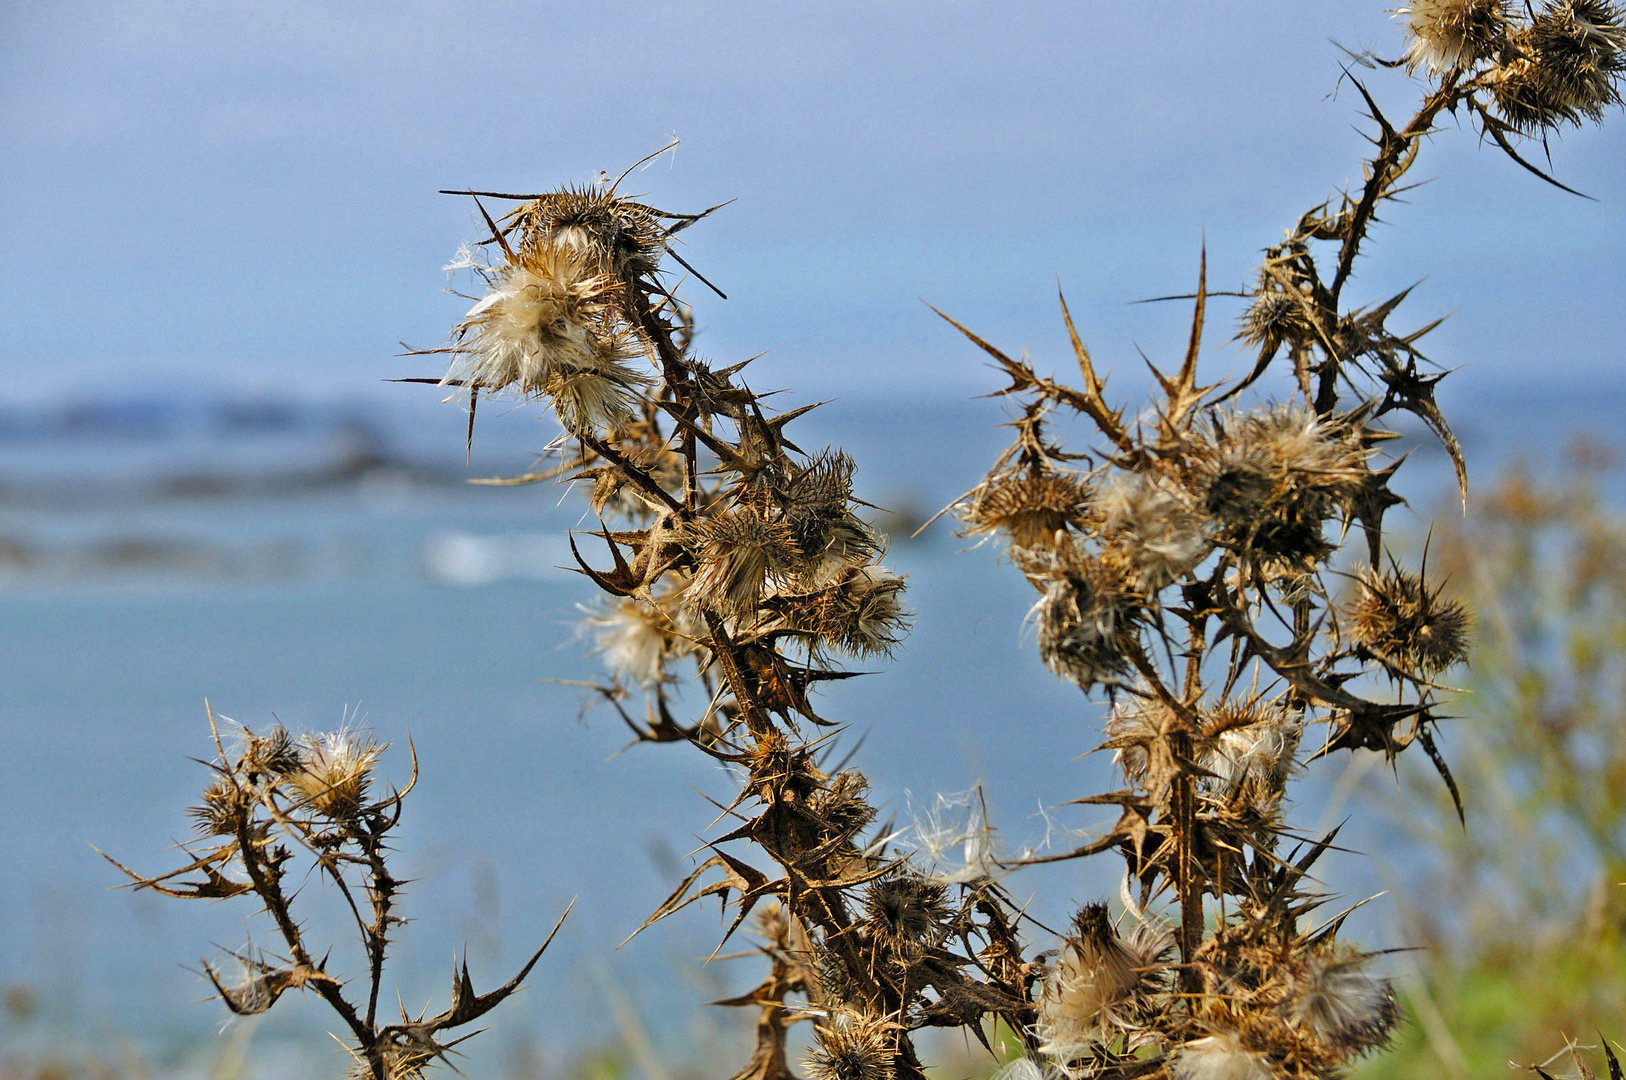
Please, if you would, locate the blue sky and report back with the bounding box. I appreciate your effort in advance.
[3,2,1623,404]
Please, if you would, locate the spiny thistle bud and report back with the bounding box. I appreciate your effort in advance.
[689,502,799,617]
[242,724,302,778]
[1095,473,1210,591]
[1397,0,1510,72]
[1020,544,1141,690]
[1280,948,1400,1055]
[1348,566,1472,677]
[1239,289,1312,352]
[808,1011,897,1080]
[861,869,951,956]
[287,729,385,821]
[1035,903,1173,1060]
[960,470,1095,550]
[189,775,247,837]
[1170,1029,1276,1080]
[1492,0,1626,131]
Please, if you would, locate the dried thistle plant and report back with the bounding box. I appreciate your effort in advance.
[407,158,1040,1080]
[375,5,1622,1079]
[102,705,569,1079]
[924,5,1624,1078]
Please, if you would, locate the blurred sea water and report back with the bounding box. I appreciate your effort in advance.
[2,377,1622,1075]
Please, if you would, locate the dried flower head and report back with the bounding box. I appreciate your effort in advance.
[586,586,701,687]
[690,502,799,617]
[1349,566,1472,677]
[288,729,385,820]
[203,951,338,1017]
[544,360,646,433]
[773,566,911,658]
[1280,948,1400,1054]
[1095,473,1211,590]
[1240,288,1313,353]
[444,241,635,406]
[1195,405,1368,563]
[189,774,246,837]
[1493,0,1626,131]
[1103,697,1191,793]
[512,185,669,281]
[862,869,951,955]
[1020,544,1142,690]
[242,724,303,778]
[352,1042,435,1080]
[1036,903,1173,1060]
[1397,0,1510,72]
[961,470,1095,550]
[810,769,879,849]
[808,1012,896,1080]
[1171,1030,1276,1080]
[1201,701,1303,795]
[782,453,882,584]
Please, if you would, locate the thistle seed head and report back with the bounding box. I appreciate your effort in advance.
[544,359,646,433]
[1021,545,1141,690]
[1195,405,1368,563]
[1280,948,1400,1055]
[1095,473,1211,591]
[288,729,385,821]
[1397,0,1510,72]
[1103,697,1190,793]
[444,241,632,403]
[206,956,280,1016]
[513,186,669,280]
[203,953,338,1018]
[1170,1030,1277,1080]
[1201,701,1303,795]
[960,470,1094,550]
[1349,566,1472,676]
[1036,903,1173,1061]
[1492,0,1626,131]
[689,503,799,617]
[586,590,698,687]
[862,869,951,955]
[808,1012,896,1080]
